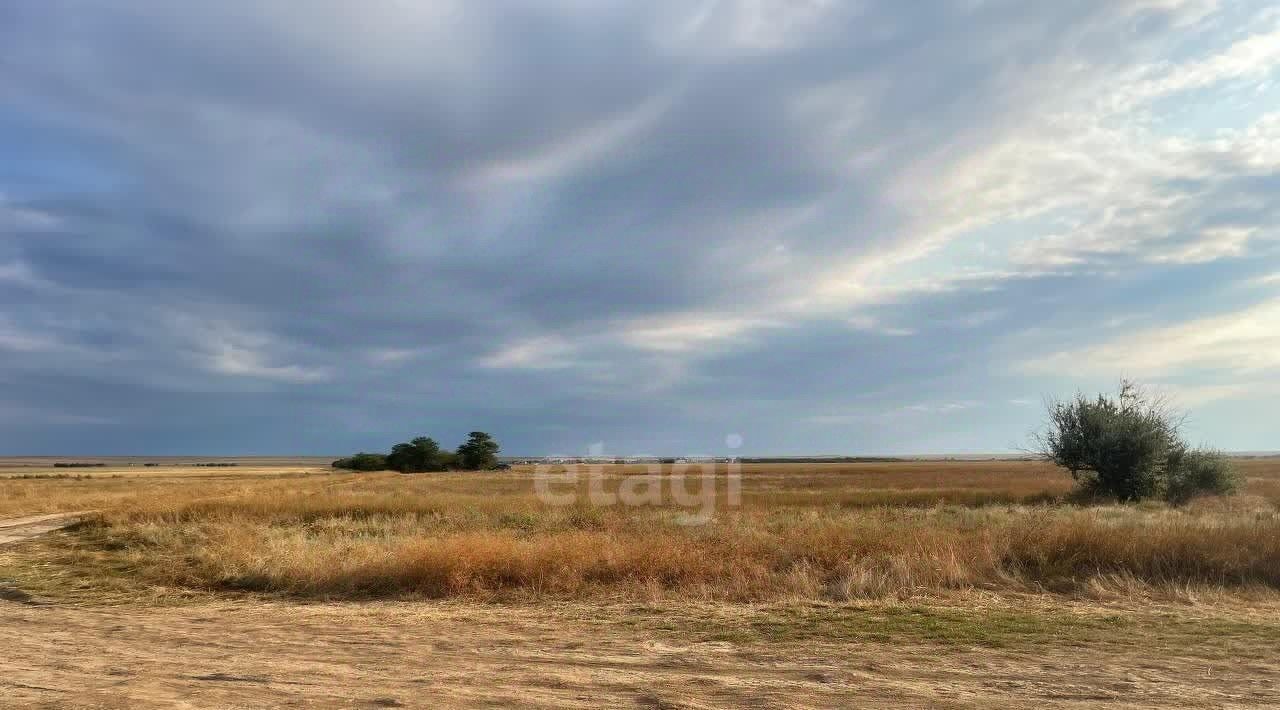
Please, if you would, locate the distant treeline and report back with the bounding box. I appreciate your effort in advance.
[334,432,501,473]
[53,462,107,468]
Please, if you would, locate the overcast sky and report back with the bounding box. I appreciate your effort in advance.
[2,1,1278,456]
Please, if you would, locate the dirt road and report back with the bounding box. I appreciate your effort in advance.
[2,598,1278,709]
[0,512,89,546]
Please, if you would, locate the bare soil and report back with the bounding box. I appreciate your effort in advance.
[0,512,88,546]
[3,598,1279,709]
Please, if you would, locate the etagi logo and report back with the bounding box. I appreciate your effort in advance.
[532,435,744,525]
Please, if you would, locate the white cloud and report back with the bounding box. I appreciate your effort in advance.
[1155,381,1280,408]
[0,261,52,289]
[478,335,579,370]
[1147,227,1257,265]
[619,313,778,353]
[1021,297,1280,376]
[208,344,331,383]
[365,347,432,366]
[664,0,846,56]
[1116,23,1280,109]
[479,312,780,377]
[847,315,915,337]
[588,10,1280,356]
[461,89,679,188]
[902,401,983,415]
[809,399,984,425]
[856,13,1280,288]
[0,319,60,353]
[168,315,331,383]
[1,193,63,232]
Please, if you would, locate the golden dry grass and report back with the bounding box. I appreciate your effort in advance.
[5,457,1278,603]
[7,457,1280,709]
[0,459,1069,517]
[0,461,340,517]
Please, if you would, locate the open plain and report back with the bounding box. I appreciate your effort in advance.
[2,457,1279,708]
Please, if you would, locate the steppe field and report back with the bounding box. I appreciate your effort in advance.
[3,457,1280,709]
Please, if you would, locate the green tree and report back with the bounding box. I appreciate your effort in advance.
[1035,380,1238,503]
[331,452,388,471]
[386,437,446,473]
[456,431,500,471]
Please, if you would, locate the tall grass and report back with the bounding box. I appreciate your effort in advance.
[68,471,1280,601]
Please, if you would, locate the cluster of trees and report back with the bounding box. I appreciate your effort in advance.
[333,432,501,473]
[1036,380,1238,504]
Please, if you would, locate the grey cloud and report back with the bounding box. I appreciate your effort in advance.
[1,1,1276,454]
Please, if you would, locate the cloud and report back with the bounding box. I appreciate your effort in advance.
[0,260,51,289]
[1,0,1278,454]
[1021,297,1280,377]
[847,315,915,337]
[618,313,780,353]
[205,345,331,384]
[479,336,579,370]
[461,88,681,188]
[163,315,333,384]
[365,347,432,366]
[1155,381,1280,409]
[903,401,983,414]
[0,318,61,353]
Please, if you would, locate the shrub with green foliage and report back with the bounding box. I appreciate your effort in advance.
[1036,380,1238,504]
[1164,447,1240,505]
[331,452,389,471]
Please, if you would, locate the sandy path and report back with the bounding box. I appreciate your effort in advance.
[1,600,1278,709]
[0,512,90,546]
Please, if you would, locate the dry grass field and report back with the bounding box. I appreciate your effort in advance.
[3,457,1280,708]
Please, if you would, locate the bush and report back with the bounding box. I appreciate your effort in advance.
[1164,448,1239,505]
[1036,380,1238,504]
[332,452,389,472]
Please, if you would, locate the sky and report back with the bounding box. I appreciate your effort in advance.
[2,0,1278,456]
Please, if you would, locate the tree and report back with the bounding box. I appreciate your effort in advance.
[332,452,388,471]
[386,437,446,473]
[1035,380,1238,503]
[456,431,500,470]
